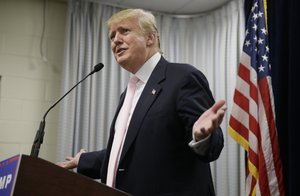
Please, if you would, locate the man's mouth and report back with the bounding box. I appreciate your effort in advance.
[116,48,126,55]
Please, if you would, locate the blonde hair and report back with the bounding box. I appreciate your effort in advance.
[107,9,162,54]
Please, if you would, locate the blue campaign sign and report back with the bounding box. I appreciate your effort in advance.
[0,155,21,196]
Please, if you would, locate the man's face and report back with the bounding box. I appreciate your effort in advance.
[109,18,150,73]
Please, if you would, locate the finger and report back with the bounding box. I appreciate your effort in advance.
[217,108,226,117]
[200,126,213,138]
[220,104,227,112]
[211,115,220,129]
[65,156,73,161]
[200,127,207,135]
[210,100,226,113]
[217,105,226,124]
[57,162,68,168]
[195,127,207,141]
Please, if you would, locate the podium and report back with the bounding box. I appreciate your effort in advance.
[0,154,130,196]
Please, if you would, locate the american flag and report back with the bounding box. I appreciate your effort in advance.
[228,0,285,195]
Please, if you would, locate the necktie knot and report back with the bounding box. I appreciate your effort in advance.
[128,75,138,87]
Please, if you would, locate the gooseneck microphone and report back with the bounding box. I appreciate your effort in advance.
[30,63,104,158]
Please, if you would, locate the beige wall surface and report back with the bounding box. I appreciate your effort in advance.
[0,0,67,163]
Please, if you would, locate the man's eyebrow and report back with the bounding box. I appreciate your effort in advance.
[109,25,132,36]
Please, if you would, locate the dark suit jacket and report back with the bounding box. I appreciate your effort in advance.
[78,57,224,196]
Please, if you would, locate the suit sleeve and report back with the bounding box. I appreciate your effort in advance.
[177,70,224,162]
[77,149,106,179]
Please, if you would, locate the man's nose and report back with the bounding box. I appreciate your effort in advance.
[113,32,122,44]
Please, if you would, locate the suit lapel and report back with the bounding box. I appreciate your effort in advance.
[119,57,168,162]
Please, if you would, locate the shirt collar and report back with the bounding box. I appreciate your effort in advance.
[134,52,161,84]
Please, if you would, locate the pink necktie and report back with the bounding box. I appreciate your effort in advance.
[106,75,138,187]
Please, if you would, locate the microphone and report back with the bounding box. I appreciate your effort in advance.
[30,63,104,158]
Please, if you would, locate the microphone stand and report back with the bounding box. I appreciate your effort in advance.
[30,63,104,158]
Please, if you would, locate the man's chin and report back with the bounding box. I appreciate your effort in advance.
[116,57,129,66]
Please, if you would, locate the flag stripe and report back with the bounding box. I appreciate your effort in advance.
[229,115,248,140]
[231,102,249,129]
[238,64,259,106]
[233,88,249,112]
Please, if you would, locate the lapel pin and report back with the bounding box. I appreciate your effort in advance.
[151,89,156,95]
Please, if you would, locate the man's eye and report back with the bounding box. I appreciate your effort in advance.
[110,35,115,41]
[123,29,130,33]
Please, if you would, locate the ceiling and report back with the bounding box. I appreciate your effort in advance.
[94,0,232,15]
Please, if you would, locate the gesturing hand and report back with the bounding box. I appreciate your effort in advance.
[193,100,227,141]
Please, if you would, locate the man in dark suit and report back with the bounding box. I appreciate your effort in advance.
[59,8,227,196]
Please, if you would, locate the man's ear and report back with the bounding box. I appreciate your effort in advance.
[146,33,156,47]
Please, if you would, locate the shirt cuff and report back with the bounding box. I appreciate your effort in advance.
[188,134,211,155]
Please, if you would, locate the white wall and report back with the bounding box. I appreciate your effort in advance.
[0,0,67,163]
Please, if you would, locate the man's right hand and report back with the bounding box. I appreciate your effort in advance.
[57,148,87,169]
